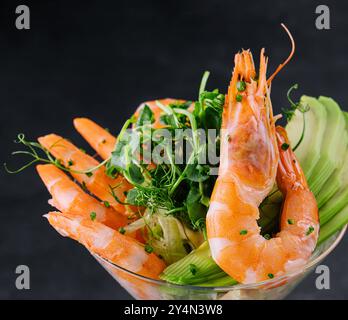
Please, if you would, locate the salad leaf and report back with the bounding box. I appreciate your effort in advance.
[135,104,154,127]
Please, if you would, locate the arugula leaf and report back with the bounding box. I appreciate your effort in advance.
[186,162,210,183]
[126,163,145,185]
[136,104,154,127]
[186,185,207,229]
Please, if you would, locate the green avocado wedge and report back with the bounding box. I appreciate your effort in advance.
[286,96,327,180]
[307,97,347,196]
[319,112,348,225]
[160,242,230,285]
[316,112,348,207]
[318,205,348,245]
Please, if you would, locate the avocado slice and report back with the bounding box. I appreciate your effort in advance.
[160,241,232,285]
[307,97,347,195]
[319,111,348,225]
[286,96,327,180]
[318,204,348,245]
[316,111,348,207]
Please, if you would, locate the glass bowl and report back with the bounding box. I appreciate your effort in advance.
[92,226,346,300]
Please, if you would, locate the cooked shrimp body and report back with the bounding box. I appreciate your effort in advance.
[73,118,117,160]
[37,164,128,230]
[38,134,131,214]
[206,50,319,283]
[73,100,185,161]
[45,211,166,279]
[135,98,189,129]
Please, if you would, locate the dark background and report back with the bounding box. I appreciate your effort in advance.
[1,0,347,299]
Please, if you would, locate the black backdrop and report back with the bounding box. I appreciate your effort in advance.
[1,0,348,299]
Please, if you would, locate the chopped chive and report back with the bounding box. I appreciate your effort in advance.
[263,234,271,240]
[68,160,74,166]
[81,181,88,192]
[105,128,110,132]
[239,229,248,235]
[306,226,314,236]
[144,244,154,253]
[119,227,126,235]
[189,263,197,275]
[236,94,243,102]
[236,81,246,92]
[90,211,97,221]
[287,219,295,225]
[79,148,86,154]
[103,201,110,208]
[268,273,274,279]
[281,143,290,151]
[85,172,93,177]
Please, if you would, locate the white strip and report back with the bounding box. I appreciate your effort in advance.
[57,189,79,211]
[244,267,257,284]
[46,177,62,192]
[209,201,230,213]
[208,237,234,261]
[284,259,306,273]
[92,228,114,250]
[120,247,149,273]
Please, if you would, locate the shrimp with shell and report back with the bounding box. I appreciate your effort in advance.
[206,36,319,283]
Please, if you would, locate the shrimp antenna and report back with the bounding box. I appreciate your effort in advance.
[267,23,295,85]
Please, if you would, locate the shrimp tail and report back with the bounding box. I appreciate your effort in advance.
[275,126,308,192]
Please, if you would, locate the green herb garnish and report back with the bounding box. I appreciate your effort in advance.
[306,226,314,236]
[145,244,154,253]
[90,212,97,221]
[287,219,295,225]
[236,94,243,102]
[237,81,246,92]
[189,263,197,275]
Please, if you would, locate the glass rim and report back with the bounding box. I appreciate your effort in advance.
[93,225,347,291]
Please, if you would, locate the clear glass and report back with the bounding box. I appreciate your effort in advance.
[93,226,346,300]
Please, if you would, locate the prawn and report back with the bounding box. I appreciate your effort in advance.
[45,211,166,279]
[135,98,188,129]
[38,134,131,215]
[37,164,129,230]
[206,48,319,283]
[73,99,187,160]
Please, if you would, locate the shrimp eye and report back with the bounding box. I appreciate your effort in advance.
[281,143,290,151]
